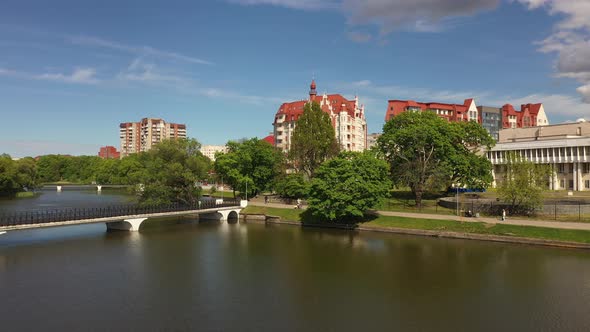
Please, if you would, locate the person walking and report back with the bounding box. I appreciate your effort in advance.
[264,196,268,204]
[501,209,506,221]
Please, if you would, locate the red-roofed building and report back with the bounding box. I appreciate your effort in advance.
[273,80,368,153]
[98,146,120,159]
[262,135,275,146]
[385,98,480,123]
[502,103,549,129]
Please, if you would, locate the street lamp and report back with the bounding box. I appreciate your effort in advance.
[456,186,459,216]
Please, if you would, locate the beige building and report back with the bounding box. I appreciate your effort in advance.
[487,121,590,191]
[120,118,187,157]
[200,145,227,161]
[273,80,368,153]
[367,133,381,150]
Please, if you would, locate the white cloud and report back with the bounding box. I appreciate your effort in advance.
[347,31,373,43]
[228,0,499,33]
[36,68,99,84]
[69,35,213,65]
[506,93,590,121]
[344,80,489,103]
[342,0,499,33]
[227,0,338,10]
[516,0,590,103]
[117,58,190,85]
[0,67,99,84]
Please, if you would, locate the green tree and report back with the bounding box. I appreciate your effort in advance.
[289,101,339,178]
[378,111,494,207]
[36,155,69,182]
[138,138,211,206]
[0,154,19,196]
[274,173,309,199]
[15,157,39,190]
[214,138,283,198]
[307,151,391,222]
[497,153,550,215]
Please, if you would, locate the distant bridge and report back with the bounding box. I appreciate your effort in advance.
[0,199,245,233]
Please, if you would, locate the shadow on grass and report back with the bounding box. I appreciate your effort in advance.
[300,209,380,229]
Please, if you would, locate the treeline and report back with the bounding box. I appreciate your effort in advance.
[0,139,212,199]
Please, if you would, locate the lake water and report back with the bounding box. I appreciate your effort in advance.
[1,190,589,331]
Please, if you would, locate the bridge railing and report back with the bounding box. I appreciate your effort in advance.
[0,199,240,227]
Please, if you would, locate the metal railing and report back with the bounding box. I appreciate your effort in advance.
[0,199,240,227]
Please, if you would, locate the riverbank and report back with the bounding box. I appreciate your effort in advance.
[242,205,590,249]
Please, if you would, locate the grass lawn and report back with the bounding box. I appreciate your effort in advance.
[206,190,239,199]
[242,206,590,244]
[13,192,40,199]
[242,205,303,222]
[365,216,590,244]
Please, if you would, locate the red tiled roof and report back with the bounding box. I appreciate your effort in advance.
[385,99,474,122]
[262,135,275,145]
[275,93,359,121]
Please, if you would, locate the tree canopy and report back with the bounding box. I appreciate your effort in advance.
[0,155,39,196]
[497,152,550,215]
[138,138,211,206]
[378,111,494,207]
[307,151,391,222]
[213,138,283,198]
[289,101,339,178]
[274,173,309,199]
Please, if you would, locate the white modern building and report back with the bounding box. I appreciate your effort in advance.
[487,121,590,191]
[200,145,227,161]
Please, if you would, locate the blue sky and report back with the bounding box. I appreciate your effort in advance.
[1,0,589,157]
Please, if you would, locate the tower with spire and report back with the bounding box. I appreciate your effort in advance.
[309,79,317,102]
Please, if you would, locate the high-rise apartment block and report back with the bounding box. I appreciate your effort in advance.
[273,80,368,153]
[119,118,186,157]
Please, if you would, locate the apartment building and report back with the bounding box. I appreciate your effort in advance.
[273,80,367,153]
[119,118,186,157]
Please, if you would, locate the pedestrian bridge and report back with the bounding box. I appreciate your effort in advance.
[0,199,246,233]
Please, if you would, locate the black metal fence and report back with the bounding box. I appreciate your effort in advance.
[439,198,590,222]
[0,199,240,227]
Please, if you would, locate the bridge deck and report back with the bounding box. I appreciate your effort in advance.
[0,200,241,232]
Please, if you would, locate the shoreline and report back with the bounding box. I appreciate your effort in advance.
[241,213,590,250]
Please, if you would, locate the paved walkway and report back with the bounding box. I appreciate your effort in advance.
[248,200,590,231]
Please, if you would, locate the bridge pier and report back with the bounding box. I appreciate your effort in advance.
[106,218,148,231]
[200,209,241,222]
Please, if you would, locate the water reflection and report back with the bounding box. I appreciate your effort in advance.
[0,220,589,331]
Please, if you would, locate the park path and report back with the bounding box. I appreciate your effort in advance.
[248,200,590,231]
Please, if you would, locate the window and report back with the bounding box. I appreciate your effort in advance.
[586,180,590,189]
[569,180,574,189]
[558,164,565,173]
[560,179,565,189]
